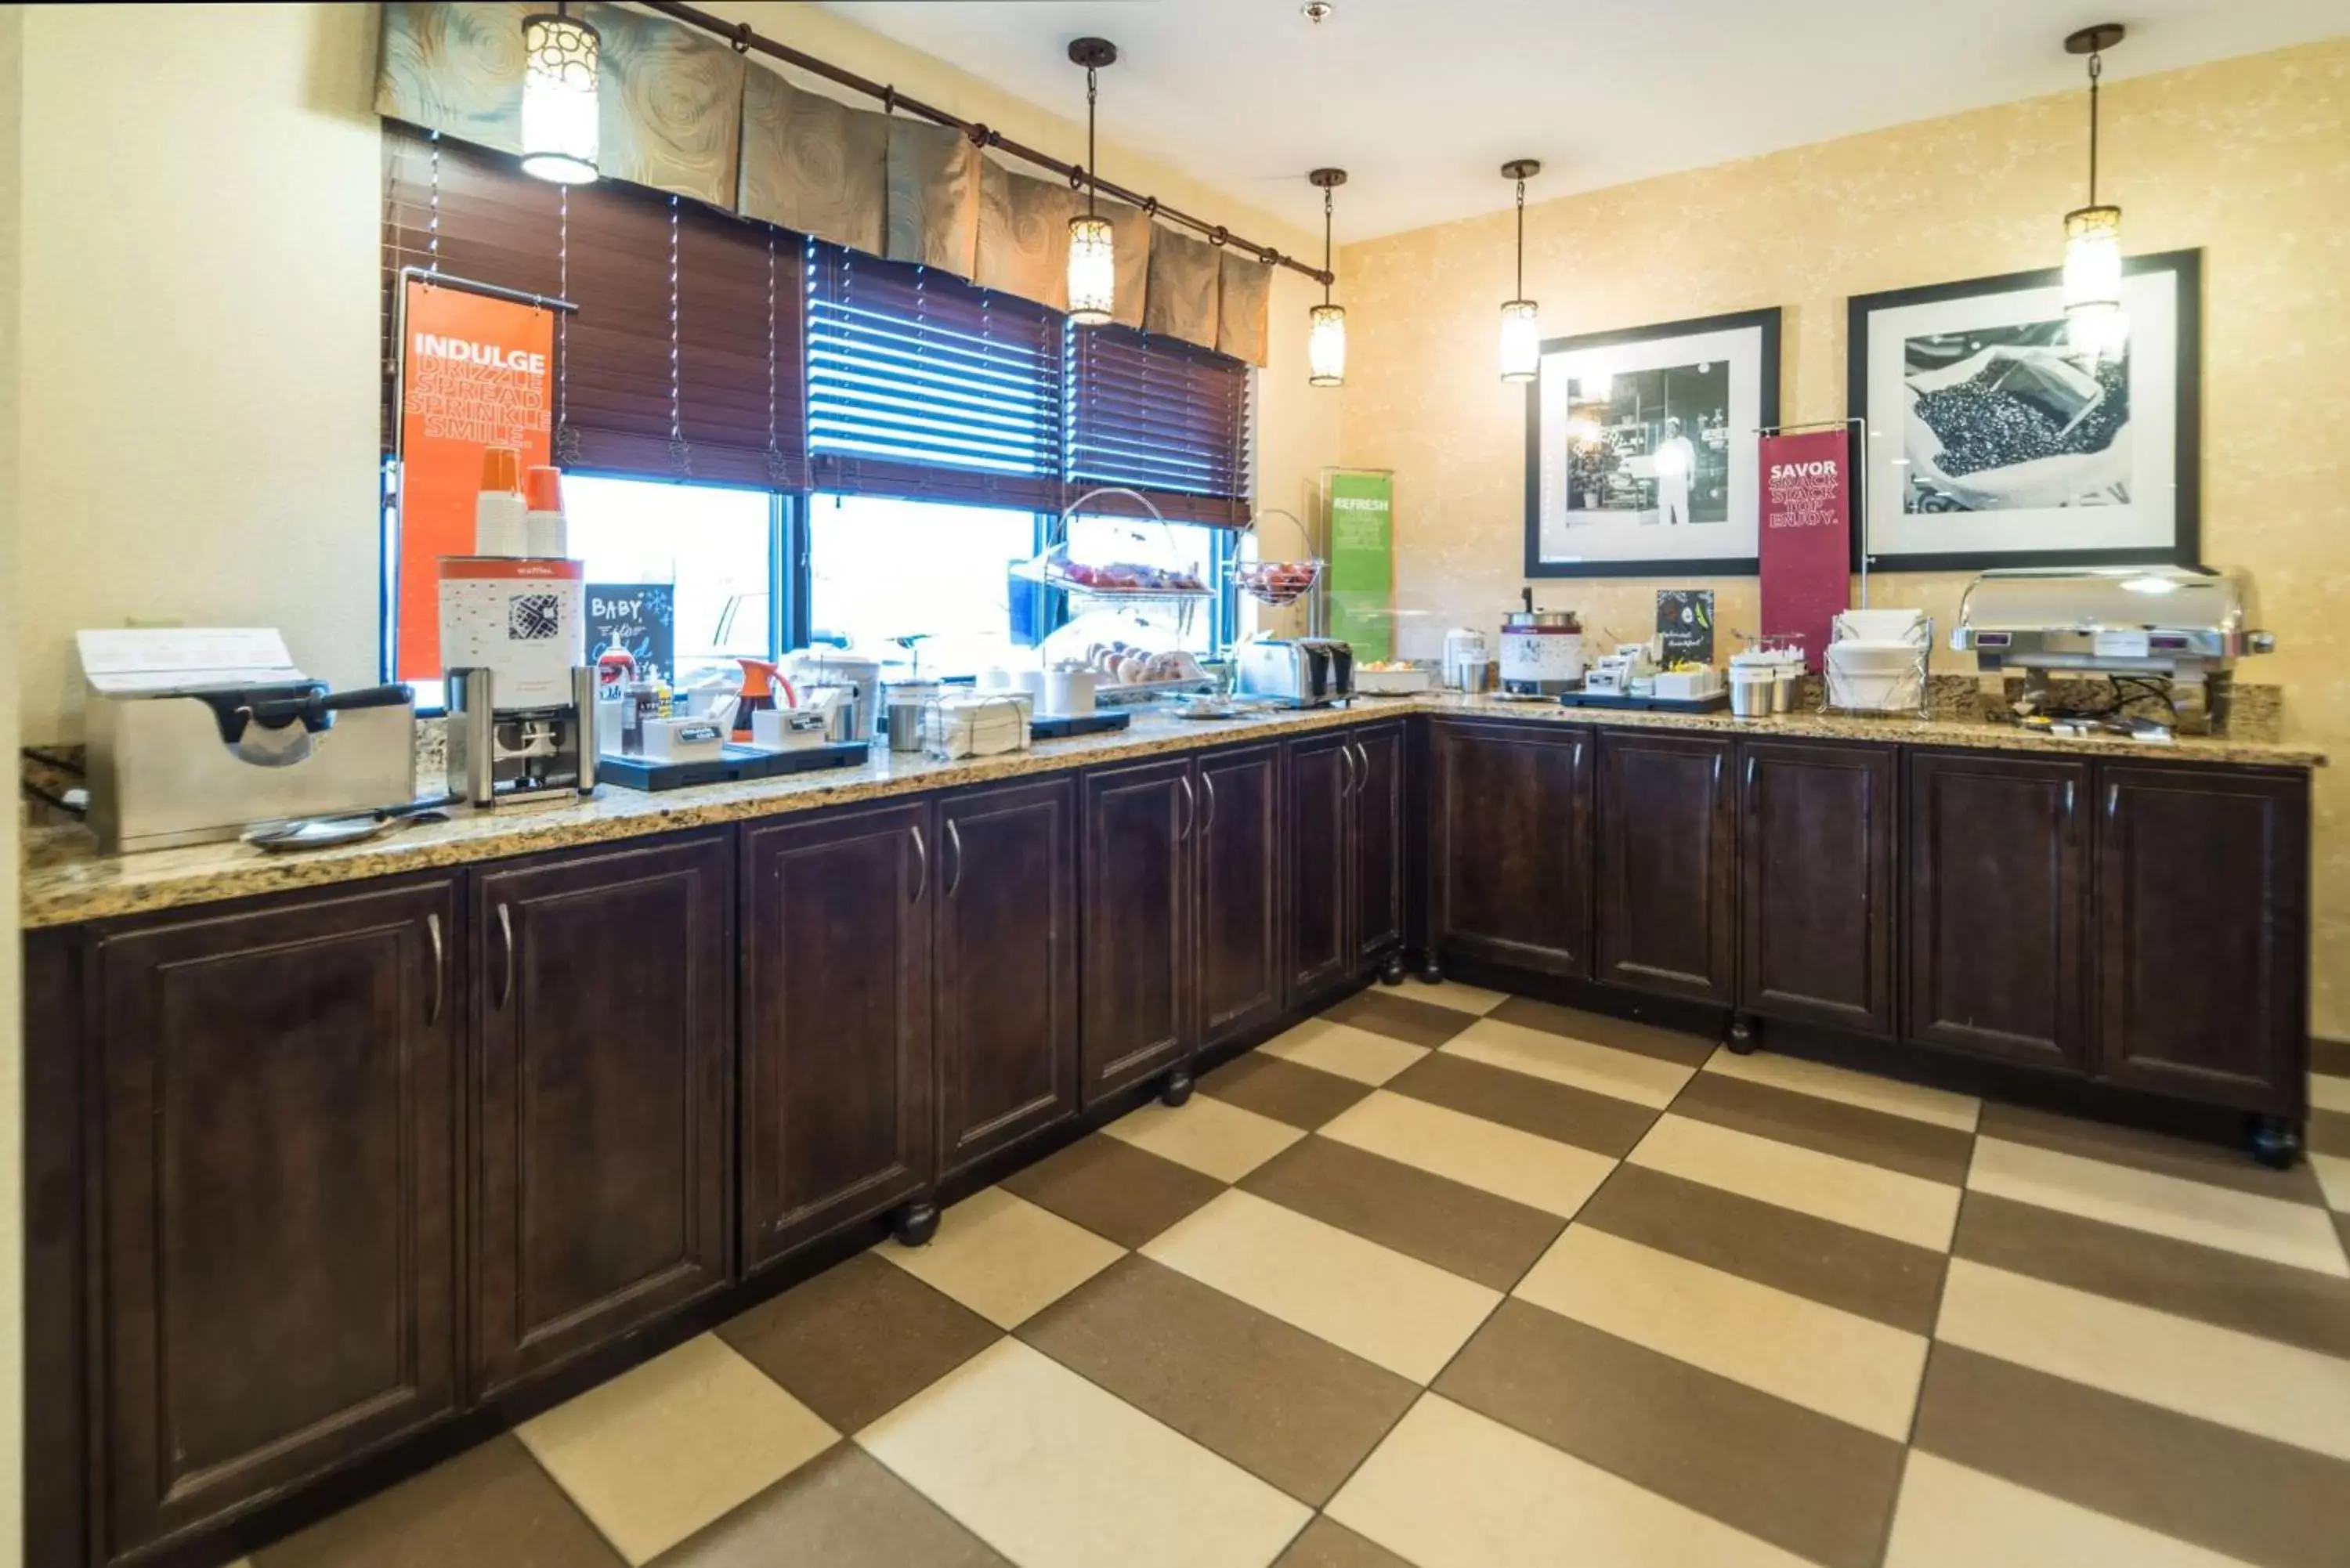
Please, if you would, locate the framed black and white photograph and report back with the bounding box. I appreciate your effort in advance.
[1524,307,1781,578]
[1847,249,2200,572]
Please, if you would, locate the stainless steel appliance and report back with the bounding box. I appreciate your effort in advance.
[1235,638,1354,707]
[1951,565,2275,734]
[1499,602,1585,695]
[446,666,600,807]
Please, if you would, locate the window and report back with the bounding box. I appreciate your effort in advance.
[567,475,777,685]
[806,493,1039,680]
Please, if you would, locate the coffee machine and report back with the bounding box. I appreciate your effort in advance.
[440,555,598,805]
[446,666,599,806]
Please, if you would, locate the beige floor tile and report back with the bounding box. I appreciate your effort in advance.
[1394,977,1509,1014]
[517,1335,837,1566]
[1936,1258,2350,1463]
[2310,1073,2350,1115]
[1144,1189,1500,1382]
[1629,1113,1961,1251]
[1260,1018,1430,1086]
[878,1187,1122,1329]
[1326,1394,1810,1568]
[856,1338,1308,1568]
[1702,1047,1980,1133]
[1441,1016,1693,1109]
[2314,1151,2350,1214]
[1516,1226,1928,1441]
[1104,1094,1305,1183]
[1968,1136,2350,1277]
[1317,1090,1617,1219]
[1883,1452,2256,1568]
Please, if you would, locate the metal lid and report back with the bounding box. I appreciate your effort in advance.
[1503,610,1581,631]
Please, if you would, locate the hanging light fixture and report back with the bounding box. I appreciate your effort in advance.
[520,4,601,184]
[1307,168,1347,387]
[2061,23,2128,360]
[1499,159,1541,383]
[1066,38,1119,326]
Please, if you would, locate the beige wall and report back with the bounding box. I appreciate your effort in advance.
[12,2,1340,742]
[1339,40,2350,1034]
[0,2,24,1553]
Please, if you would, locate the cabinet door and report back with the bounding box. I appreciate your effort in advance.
[1596,730,1737,1003]
[1906,751,2091,1071]
[743,803,934,1271]
[1737,740,1896,1036]
[1430,722,1594,977]
[472,835,732,1396]
[1081,757,1196,1105]
[2095,764,2308,1111]
[1351,722,1407,964]
[1287,732,1354,1000]
[936,779,1080,1176]
[93,880,458,1559]
[1197,743,1285,1047]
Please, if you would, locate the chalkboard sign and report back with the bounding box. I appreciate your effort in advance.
[1655,588,1715,667]
[587,583,676,683]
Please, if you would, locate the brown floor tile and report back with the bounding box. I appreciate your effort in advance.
[1384,1050,1657,1158]
[2310,1107,2350,1160]
[649,1443,1007,1567]
[1274,1516,1415,1568]
[1019,1255,1417,1507]
[715,1253,1000,1434]
[1672,1071,1975,1186]
[1576,1162,1947,1334]
[1486,995,1715,1067]
[1978,1100,2325,1205]
[996,1131,1226,1249]
[253,1435,623,1568]
[1913,1343,2350,1568]
[1240,1134,1564,1292]
[1955,1190,2350,1360]
[1320,988,1477,1050]
[1201,1052,1375,1130]
[2311,1038,2350,1078]
[1437,1299,1904,1568]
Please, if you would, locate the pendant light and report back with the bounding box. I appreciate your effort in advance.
[520,4,601,184]
[1307,168,1347,387]
[1066,38,1119,327]
[2061,23,2128,360]
[1499,159,1541,383]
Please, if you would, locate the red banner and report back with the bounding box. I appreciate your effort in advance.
[396,279,555,680]
[1759,430,1851,673]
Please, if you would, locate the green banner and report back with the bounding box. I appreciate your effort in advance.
[1325,470,1394,661]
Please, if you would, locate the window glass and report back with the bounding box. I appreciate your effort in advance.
[805,493,1039,681]
[565,474,774,686]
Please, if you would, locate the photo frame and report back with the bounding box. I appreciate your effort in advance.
[1846,249,2200,572]
[1524,307,1781,578]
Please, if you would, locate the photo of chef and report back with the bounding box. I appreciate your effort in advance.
[1563,362,1732,527]
[1900,320,2130,513]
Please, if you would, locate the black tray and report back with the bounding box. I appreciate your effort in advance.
[1554,690,1730,714]
[599,741,870,793]
[1029,710,1132,740]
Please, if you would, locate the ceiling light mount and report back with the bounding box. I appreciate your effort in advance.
[1501,158,1542,182]
[1301,2,1336,24]
[1067,36,1119,70]
[2065,23,2125,56]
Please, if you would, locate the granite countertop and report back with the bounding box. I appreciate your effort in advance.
[19,694,2324,929]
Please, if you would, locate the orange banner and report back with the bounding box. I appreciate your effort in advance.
[396,279,554,679]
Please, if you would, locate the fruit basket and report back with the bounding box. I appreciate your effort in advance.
[1228,508,1325,609]
[1012,488,1214,612]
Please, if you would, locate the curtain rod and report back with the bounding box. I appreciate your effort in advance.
[639,0,1335,289]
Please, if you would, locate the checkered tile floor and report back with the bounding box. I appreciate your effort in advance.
[244,981,2350,1568]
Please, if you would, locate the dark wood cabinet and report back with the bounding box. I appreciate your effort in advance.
[2095,764,2308,1111]
[1429,721,1594,977]
[741,802,933,1270]
[1196,743,1285,1047]
[92,880,460,1559]
[1287,731,1354,999]
[1906,750,2092,1072]
[1080,757,1197,1104]
[1596,730,1736,1003]
[1351,722,1407,965]
[935,779,1080,1175]
[471,836,732,1397]
[1736,740,1896,1037]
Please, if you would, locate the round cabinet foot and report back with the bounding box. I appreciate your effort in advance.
[2248,1116,2302,1171]
[1417,955,1444,985]
[1159,1070,1195,1108]
[1724,1017,1758,1056]
[893,1201,940,1248]
[1379,953,1408,987]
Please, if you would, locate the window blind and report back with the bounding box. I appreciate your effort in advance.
[1067,323,1253,527]
[382,127,804,489]
[805,240,1067,511]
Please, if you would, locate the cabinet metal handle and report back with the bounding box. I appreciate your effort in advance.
[2106,782,2120,822]
[1742,754,1758,814]
[425,912,445,1025]
[496,902,515,1012]
[1340,742,1357,798]
[1201,771,1217,836]
[1177,775,1196,841]
[1353,742,1371,795]
[910,824,928,904]
[2063,780,2076,818]
[945,818,964,899]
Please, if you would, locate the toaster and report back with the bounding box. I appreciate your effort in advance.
[1235,638,1354,708]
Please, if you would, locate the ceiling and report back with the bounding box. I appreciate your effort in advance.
[818,0,2350,244]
